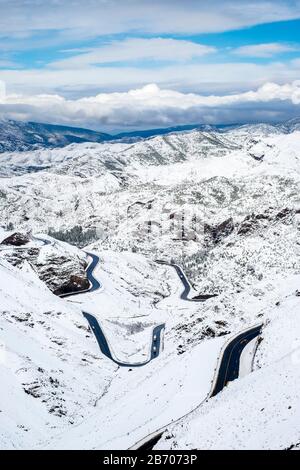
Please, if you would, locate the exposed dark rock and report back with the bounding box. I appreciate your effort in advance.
[237,208,293,236]
[218,330,230,337]
[214,320,228,327]
[23,383,42,398]
[192,293,219,300]
[255,213,271,221]
[275,207,293,222]
[204,217,234,244]
[1,232,30,246]
[53,275,90,296]
[1,246,89,295]
[285,442,300,451]
[249,152,264,161]
[48,405,67,417]
[34,251,88,294]
[237,211,271,235]
[203,326,216,338]
[237,214,260,235]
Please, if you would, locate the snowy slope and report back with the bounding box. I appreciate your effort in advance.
[0,255,117,449]
[1,234,226,450]
[0,128,239,178]
[156,276,300,450]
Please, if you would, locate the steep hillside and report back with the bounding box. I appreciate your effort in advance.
[0,119,111,153]
[0,252,116,448]
[156,276,300,450]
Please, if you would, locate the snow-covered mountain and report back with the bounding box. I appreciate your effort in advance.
[0,117,296,154]
[0,119,111,153]
[279,117,300,133]
[0,121,300,450]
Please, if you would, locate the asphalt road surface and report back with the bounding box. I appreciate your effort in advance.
[62,251,165,367]
[83,313,165,367]
[133,323,263,450]
[210,324,262,397]
[156,260,218,301]
[60,252,101,298]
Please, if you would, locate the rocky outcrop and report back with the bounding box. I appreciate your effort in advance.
[54,275,90,296]
[275,207,294,222]
[0,244,89,295]
[1,232,30,246]
[238,208,293,236]
[192,293,219,300]
[237,214,261,235]
[204,218,234,244]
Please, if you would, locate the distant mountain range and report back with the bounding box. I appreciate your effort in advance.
[0,120,111,153]
[1,117,300,153]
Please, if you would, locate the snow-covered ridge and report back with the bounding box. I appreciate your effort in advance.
[1,117,299,154]
[0,121,298,180]
[0,119,111,153]
[0,128,240,178]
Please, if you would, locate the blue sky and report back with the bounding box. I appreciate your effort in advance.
[7,18,300,70]
[1,0,300,130]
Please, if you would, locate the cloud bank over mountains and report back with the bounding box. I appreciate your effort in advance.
[1,1,300,130]
[1,81,300,131]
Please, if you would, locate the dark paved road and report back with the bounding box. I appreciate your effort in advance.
[83,313,164,367]
[59,252,101,298]
[210,324,262,397]
[133,323,263,450]
[156,260,218,302]
[62,251,165,367]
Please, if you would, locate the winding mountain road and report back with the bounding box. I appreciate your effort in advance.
[210,324,262,397]
[156,260,218,301]
[45,242,264,449]
[133,255,264,451]
[62,251,165,367]
[59,252,101,298]
[131,323,263,450]
[3,235,263,449]
[83,312,164,367]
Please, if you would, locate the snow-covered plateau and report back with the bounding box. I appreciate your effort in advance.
[0,120,299,450]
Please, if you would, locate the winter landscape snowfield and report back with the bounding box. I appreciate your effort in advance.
[0,118,300,450]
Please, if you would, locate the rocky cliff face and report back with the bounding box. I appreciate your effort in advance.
[0,237,88,295]
[1,232,31,246]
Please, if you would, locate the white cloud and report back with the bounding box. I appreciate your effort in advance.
[0,60,20,68]
[1,1,300,40]
[2,58,300,97]
[50,38,216,69]
[0,80,5,100]
[1,82,300,131]
[233,42,297,57]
